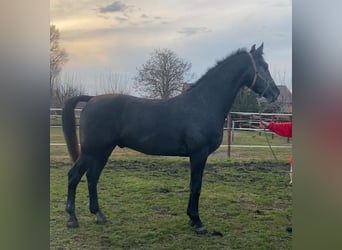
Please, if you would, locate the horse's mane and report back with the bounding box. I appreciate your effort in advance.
[185,48,248,92]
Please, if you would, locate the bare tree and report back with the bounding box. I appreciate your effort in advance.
[50,25,68,95]
[51,73,85,108]
[95,72,131,95]
[134,48,193,99]
[275,71,287,86]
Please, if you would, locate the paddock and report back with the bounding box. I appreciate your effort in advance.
[50,110,292,249]
[50,109,292,161]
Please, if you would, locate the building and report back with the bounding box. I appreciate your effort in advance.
[274,85,292,113]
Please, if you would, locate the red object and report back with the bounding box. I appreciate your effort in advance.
[268,122,292,138]
[268,122,293,172]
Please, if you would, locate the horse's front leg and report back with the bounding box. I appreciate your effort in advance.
[187,149,208,234]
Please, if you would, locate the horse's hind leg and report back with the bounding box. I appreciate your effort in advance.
[66,153,90,228]
[86,148,113,224]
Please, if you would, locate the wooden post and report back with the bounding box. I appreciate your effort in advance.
[231,120,235,142]
[227,113,232,158]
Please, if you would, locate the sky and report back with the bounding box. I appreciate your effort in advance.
[50,0,292,95]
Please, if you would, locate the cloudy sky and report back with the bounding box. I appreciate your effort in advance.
[50,0,292,95]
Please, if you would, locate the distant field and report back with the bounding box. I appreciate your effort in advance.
[50,127,292,162]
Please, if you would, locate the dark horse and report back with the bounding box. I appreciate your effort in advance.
[62,44,279,234]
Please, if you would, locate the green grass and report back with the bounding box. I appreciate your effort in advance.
[51,160,292,249]
[50,126,292,249]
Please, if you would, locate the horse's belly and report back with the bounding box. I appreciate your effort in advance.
[122,133,188,156]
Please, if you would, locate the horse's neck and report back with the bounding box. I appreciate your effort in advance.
[191,54,250,117]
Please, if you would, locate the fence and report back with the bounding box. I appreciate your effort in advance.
[50,109,292,158]
[226,112,292,157]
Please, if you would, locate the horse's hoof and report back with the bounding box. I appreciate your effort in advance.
[96,218,107,224]
[188,220,195,227]
[189,220,207,235]
[67,219,79,228]
[95,211,107,224]
[195,226,208,235]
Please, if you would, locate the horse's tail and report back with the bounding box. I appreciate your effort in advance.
[62,95,93,163]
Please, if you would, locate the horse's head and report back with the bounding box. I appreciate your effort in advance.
[246,43,280,103]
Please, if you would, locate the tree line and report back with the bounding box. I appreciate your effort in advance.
[50,25,284,112]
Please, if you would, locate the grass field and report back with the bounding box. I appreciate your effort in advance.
[50,127,292,249]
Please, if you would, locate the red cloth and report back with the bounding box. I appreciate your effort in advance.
[268,122,293,171]
[268,122,292,138]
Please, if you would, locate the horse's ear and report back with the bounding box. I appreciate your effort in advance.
[256,43,264,54]
[250,44,256,53]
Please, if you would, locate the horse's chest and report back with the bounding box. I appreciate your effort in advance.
[185,127,223,154]
[208,131,224,152]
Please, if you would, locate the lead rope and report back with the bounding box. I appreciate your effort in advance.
[257,101,278,161]
[263,125,278,161]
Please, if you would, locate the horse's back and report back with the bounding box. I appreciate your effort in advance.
[78,94,185,154]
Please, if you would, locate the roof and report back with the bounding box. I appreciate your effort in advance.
[276,85,292,104]
[258,85,292,104]
[182,83,195,92]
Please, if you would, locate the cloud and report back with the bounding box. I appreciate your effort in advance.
[140,14,163,21]
[115,16,129,22]
[178,27,211,36]
[99,1,128,13]
[51,0,291,93]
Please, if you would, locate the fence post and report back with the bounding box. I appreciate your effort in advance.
[227,113,232,158]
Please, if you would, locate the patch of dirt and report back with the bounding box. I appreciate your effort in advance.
[149,206,176,216]
[100,236,112,248]
[50,161,70,169]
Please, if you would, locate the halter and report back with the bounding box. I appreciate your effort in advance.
[248,51,278,161]
[246,52,271,97]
